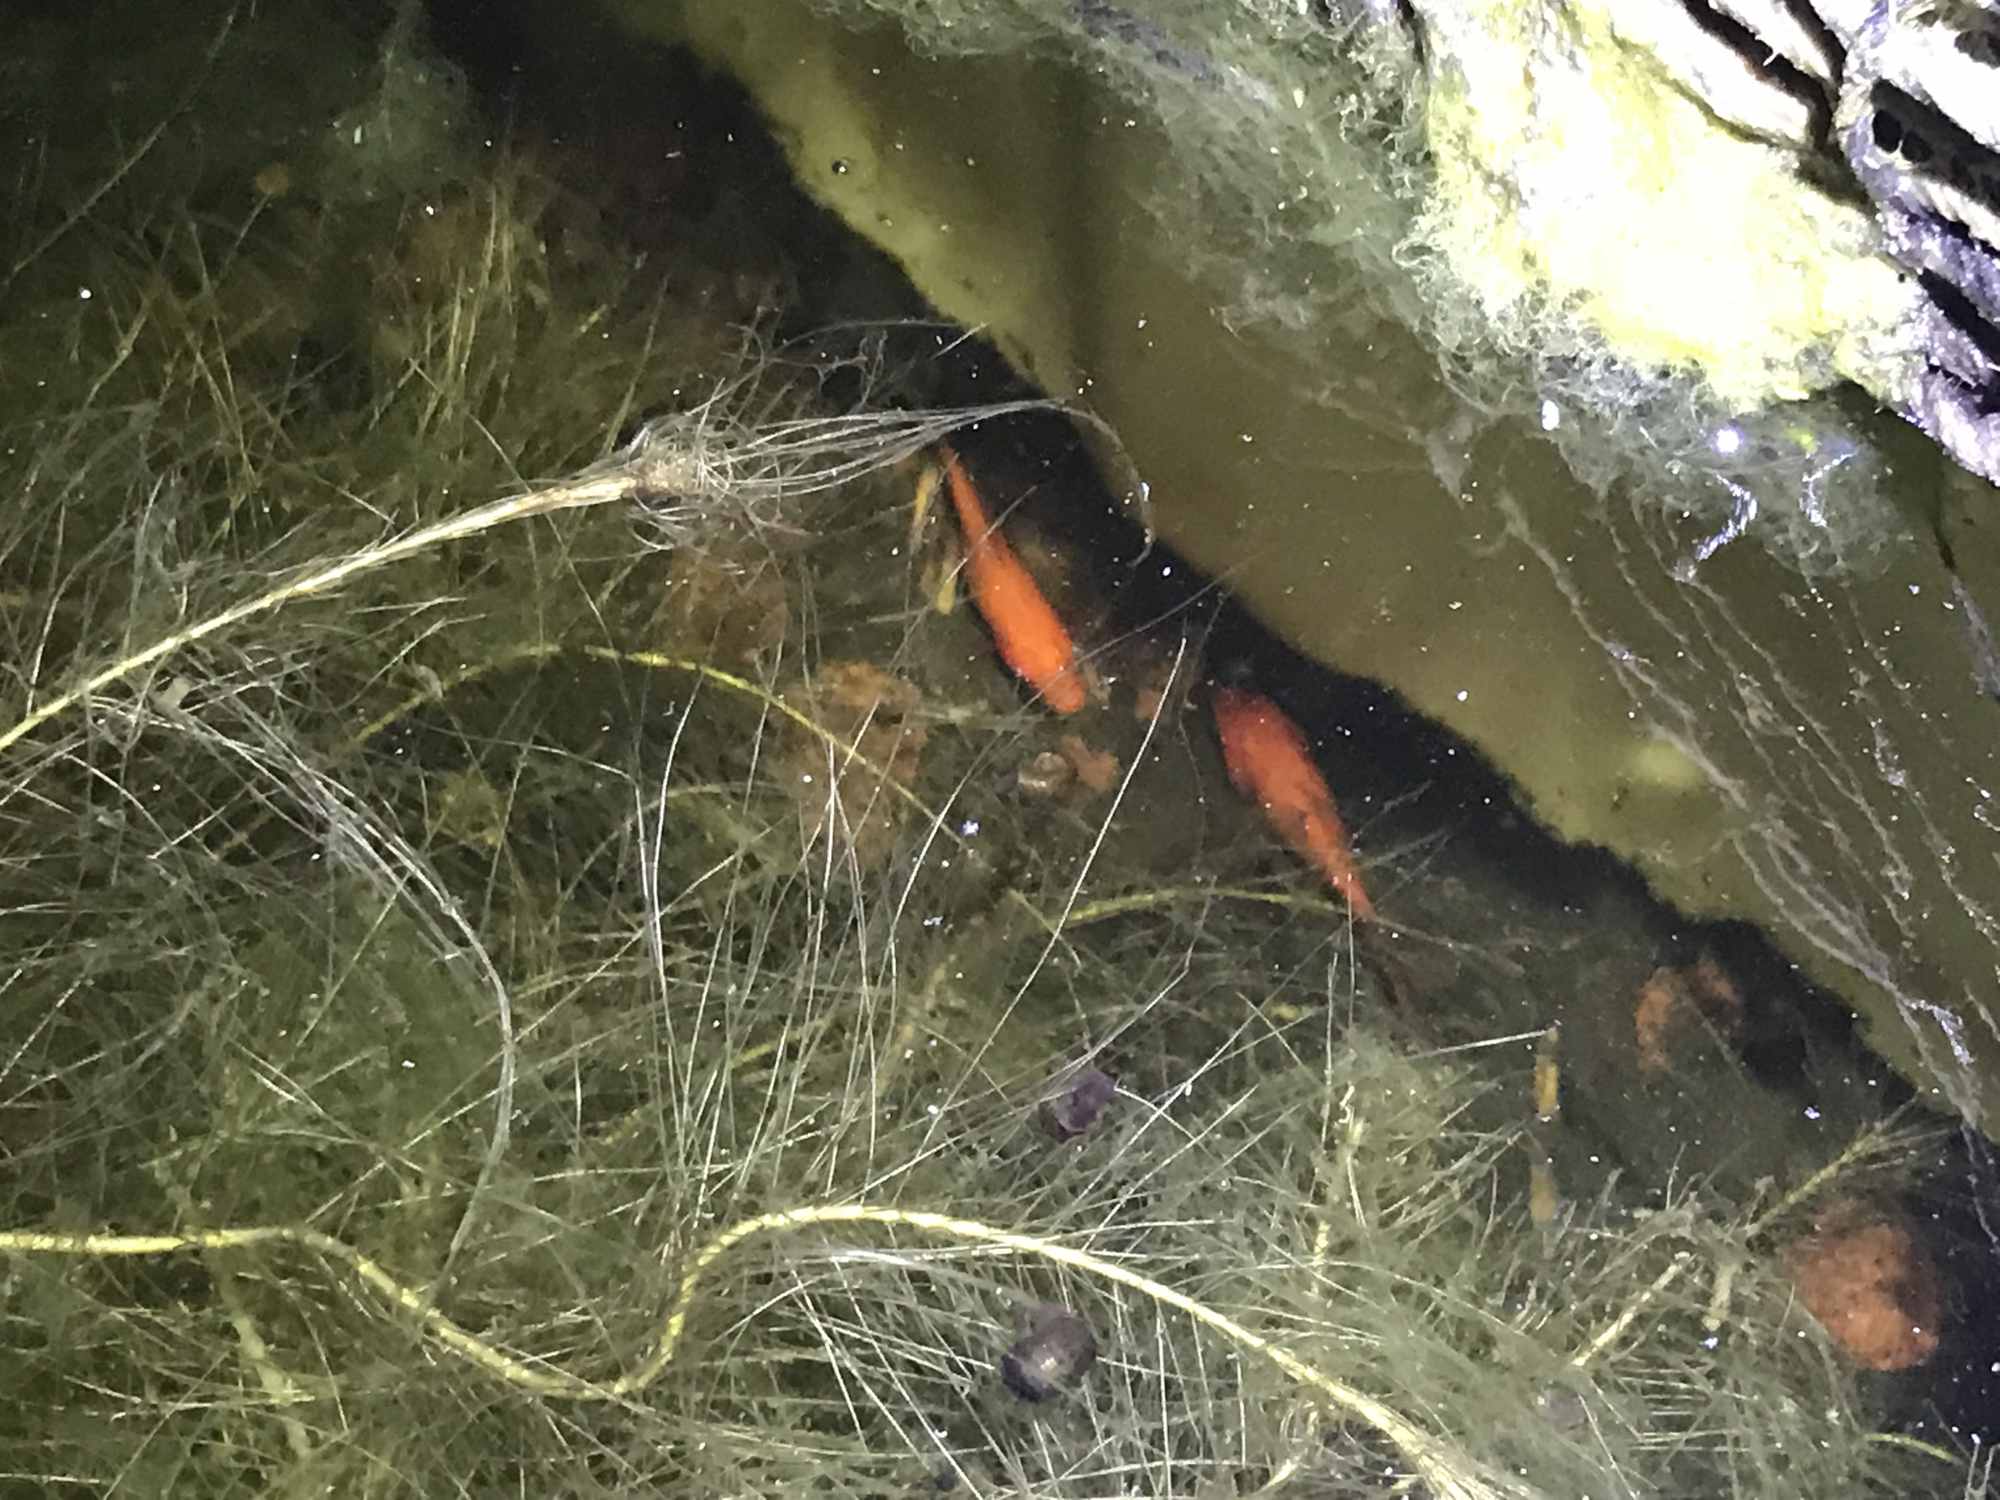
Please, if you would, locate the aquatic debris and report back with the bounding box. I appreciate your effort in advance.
[1524,1136,1563,1231]
[1017,749,1075,799]
[1056,733,1119,795]
[924,533,962,616]
[660,540,789,664]
[1532,1024,1561,1124]
[908,458,943,552]
[1524,1029,1565,1230]
[1782,1199,1943,1371]
[1132,658,1174,723]
[1210,683,1375,921]
[252,160,292,198]
[911,459,964,615]
[1015,740,1119,801]
[939,447,1087,714]
[1632,957,1744,1076]
[781,660,927,869]
[999,1303,1098,1401]
[1037,1067,1116,1140]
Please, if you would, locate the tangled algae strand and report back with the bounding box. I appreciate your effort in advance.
[0,1202,1538,1500]
[0,389,1060,761]
[0,132,1962,1500]
[0,371,1962,1499]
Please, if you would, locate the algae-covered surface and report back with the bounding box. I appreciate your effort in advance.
[0,0,1991,1494]
[1417,0,1921,410]
[627,0,2000,1148]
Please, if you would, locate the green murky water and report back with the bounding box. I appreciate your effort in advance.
[0,2,1988,1494]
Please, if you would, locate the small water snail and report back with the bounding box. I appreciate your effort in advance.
[999,1302,1098,1401]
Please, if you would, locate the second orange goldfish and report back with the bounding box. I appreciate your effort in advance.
[1211,683,1375,921]
[941,447,1087,715]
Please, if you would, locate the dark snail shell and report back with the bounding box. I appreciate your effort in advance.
[1036,1067,1116,1141]
[999,1304,1098,1401]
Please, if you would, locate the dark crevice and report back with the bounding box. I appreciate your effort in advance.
[1678,0,1834,146]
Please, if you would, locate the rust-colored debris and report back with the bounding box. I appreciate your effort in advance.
[1782,1199,1943,1371]
[780,660,927,870]
[1632,957,1745,1076]
[661,542,789,664]
[1132,653,1188,725]
[1057,733,1121,796]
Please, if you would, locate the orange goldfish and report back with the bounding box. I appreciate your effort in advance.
[941,447,1087,715]
[1211,683,1375,921]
